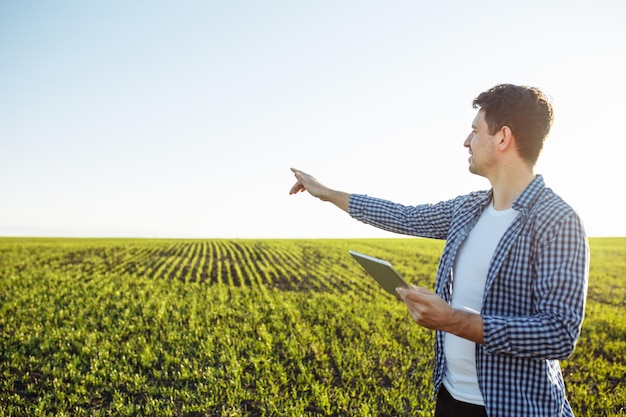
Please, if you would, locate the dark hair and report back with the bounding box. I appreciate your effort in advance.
[472,84,554,165]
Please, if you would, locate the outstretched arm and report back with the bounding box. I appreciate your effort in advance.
[289,168,351,212]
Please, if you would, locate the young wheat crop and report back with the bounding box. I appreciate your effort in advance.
[0,237,623,416]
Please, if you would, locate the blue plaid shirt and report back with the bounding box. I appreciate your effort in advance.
[349,175,589,417]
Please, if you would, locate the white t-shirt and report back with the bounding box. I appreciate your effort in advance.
[443,202,519,405]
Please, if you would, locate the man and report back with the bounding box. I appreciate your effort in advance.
[289,84,589,416]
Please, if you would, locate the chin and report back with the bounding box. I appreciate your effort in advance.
[468,165,484,177]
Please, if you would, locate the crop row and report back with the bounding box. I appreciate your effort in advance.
[1,239,443,298]
[0,237,623,416]
[0,238,444,416]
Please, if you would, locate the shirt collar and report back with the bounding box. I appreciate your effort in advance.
[512,174,545,214]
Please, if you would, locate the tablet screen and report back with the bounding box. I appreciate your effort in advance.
[349,250,409,298]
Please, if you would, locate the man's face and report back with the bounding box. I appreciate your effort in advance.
[464,110,499,177]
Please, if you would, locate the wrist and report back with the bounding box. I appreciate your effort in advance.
[447,308,485,345]
[323,189,350,212]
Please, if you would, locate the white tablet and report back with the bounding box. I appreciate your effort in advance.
[349,250,410,299]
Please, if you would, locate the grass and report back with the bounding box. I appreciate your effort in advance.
[0,237,624,416]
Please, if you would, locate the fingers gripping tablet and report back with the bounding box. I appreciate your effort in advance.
[349,250,410,299]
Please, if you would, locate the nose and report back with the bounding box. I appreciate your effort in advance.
[464,133,472,148]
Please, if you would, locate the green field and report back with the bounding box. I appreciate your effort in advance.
[0,237,624,416]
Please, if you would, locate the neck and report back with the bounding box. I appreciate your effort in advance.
[489,165,535,210]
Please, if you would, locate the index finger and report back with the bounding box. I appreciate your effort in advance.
[397,286,431,300]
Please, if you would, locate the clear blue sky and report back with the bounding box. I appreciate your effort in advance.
[1,0,624,238]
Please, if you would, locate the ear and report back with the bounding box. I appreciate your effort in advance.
[497,126,515,151]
